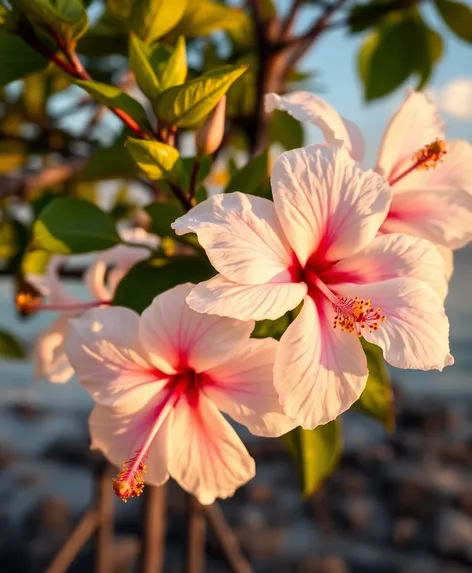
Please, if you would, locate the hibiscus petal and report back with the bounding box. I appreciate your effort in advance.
[65,307,168,411]
[89,401,169,486]
[204,337,296,437]
[327,233,449,301]
[27,256,82,306]
[171,192,294,284]
[376,90,445,180]
[187,274,307,321]
[34,314,74,383]
[380,140,472,249]
[274,296,368,429]
[140,284,254,373]
[167,392,255,504]
[337,279,453,371]
[271,143,391,266]
[265,92,365,162]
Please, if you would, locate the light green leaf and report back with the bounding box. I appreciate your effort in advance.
[354,339,395,431]
[74,79,151,131]
[159,36,187,91]
[225,151,270,197]
[15,0,88,42]
[112,255,214,313]
[0,32,48,87]
[129,33,160,100]
[32,197,121,254]
[173,0,251,37]
[130,0,188,44]
[155,65,248,128]
[284,420,343,498]
[127,138,182,182]
[21,249,52,275]
[0,329,26,359]
[434,0,472,43]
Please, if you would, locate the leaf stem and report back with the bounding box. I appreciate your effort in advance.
[188,158,201,205]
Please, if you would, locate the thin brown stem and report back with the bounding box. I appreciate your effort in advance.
[185,496,206,573]
[45,509,98,573]
[282,0,304,38]
[140,485,167,573]
[94,462,115,573]
[188,158,201,205]
[203,504,252,573]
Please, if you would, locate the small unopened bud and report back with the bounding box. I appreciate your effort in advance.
[195,96,226,157]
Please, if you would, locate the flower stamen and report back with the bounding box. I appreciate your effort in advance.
[388,139,447,186]
[112,454,147,502]
[332,296,386,337]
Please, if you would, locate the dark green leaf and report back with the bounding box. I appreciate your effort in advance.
[112,255,214,313]
[284,420,343,498]
[145,202,184,238]
[130,0,188,44]
[251,312,291,340]
[126,138,182,182]
[0,31,48,87]
[354,339,395,431]
[269,109,304,150]
[434,0,472,43]
[0,329,26,359]
[225,151,270,197]
[155,65,248,128]
[32,197,121,254]
[74,79,151,131]
[77,10,128,57]
[106,0,134,20]
[77,135,137,182]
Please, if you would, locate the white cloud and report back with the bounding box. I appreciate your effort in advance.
[438,78,472,120]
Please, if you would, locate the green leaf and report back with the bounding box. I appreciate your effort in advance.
[155,65,248,128]
[145,202,184,238]
[0,31,48,86]
[74,79,151,132]
[251,312,291,340]
[358,14,443,100]
[77,10,128,57]
[358,18,416,100]
[0,329,26,359]
[106,0,134,21]
[32,197,121,254]
[112,255,214,313]
[127,138,182,182]
[21,248,52,275]
[269,109,304,150]
[129,33,160,100]
[15,0,88,42]
[354,339,395,431]
[173,0,251,37]
[284,420,343,498]
[159,36,187,91]
[225,151,270,197]
[77,134,137,182]
[434,0,472,43]
[130,0,188,44]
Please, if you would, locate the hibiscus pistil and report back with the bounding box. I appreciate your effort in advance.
[389,139,447,186]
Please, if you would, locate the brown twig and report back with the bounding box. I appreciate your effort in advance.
[140,485,167,573]
[185,496,206,573]
[94,462,115,573]
[281,0,304,38]
[45,509,99,573]
[203,503,252,573]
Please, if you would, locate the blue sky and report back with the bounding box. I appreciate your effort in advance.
[294,1,472,164]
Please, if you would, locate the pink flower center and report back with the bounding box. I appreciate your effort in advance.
[112,370,204,502]
[303,264,385,337]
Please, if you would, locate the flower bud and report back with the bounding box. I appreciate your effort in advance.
[195,96,226,157]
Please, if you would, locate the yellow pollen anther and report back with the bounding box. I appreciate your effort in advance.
[414,139,447,170]
[112,460,147,503]
[332,297,386,337]
[16,292,41,316]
